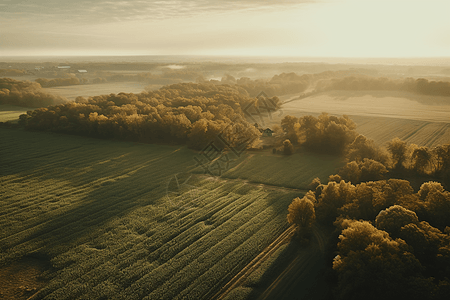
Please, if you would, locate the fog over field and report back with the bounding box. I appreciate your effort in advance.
[2,1,450,300]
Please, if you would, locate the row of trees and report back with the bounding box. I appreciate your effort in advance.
[18,82,280,150]
[35,77,81,88]
[317,75,450,98]
[215,69,373,97]
[331,135,450,187]
[0,78,66,107]
[279,113,358,155]
[0,69,27,76]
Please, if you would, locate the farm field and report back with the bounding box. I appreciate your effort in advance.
[276,90,450,147]
[0,105,33,122]
[0,128,335,300]
[350,115,450,147]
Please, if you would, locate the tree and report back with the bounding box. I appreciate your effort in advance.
[287,192,316,230]
[337,158,387,184]
[433,144,450,175]
[316,180,355,224]
[411,147,432,174]
[333,220,431,300]
[375,205,419,237]
[283,139,294,155]
[280,115,299,144]
[387,137,408,169]
[346,134,387,164]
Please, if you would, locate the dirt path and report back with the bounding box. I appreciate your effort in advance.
[210,225,297,300]
[257,224,328,300]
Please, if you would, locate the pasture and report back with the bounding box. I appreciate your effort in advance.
[0,128,330,299]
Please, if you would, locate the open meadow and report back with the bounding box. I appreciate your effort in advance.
[0,127,342,299]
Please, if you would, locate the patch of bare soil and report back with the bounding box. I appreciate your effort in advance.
[0,255,50,300]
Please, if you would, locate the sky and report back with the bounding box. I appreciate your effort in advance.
[1,0,449,57]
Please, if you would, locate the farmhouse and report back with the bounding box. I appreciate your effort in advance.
[261,128,274,137]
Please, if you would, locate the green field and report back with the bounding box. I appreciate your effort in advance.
[43,82,154,100]
[0,128,339,299]
[0,105,33,122]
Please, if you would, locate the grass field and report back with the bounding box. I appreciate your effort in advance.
[216,150,344,190]
[43,82,155,100]
[0,128,338,300]
[0,105,33,122]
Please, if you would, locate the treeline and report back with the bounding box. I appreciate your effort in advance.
[0,69,27,76]
[331,136,450,187]
[19,82,280,150]
[318,75,450,97]
[35,77,81,88]
[210,69,374,97]
[0,78,66,108]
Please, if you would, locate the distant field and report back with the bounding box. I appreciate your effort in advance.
[279,90,450,122]
[1,128,333,300]
[276,90,450,147]
[43,82,155,100]
[350,115,450,147]
[0,105,33,122]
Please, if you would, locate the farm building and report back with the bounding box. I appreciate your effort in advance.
[261,128,274,137]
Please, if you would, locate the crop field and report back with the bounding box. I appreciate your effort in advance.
[0,105,33,122]
[350,115,450,147]
[277,90,450,147]
[0,128,329,299]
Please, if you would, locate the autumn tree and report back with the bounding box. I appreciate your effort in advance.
[411,146,432,174]
[280,115,299,144]
[337,158,387,184]
[346,134,388,164]
[287,192,316,231]
[387,137,408,169]
[333,220,432,300]
[315,180,355,224]
[375,205,419,237]
[283,139,294,155]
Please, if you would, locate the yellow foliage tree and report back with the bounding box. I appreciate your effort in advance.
[287,192,316,229]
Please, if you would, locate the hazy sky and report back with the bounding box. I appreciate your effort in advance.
[1,0,449,57]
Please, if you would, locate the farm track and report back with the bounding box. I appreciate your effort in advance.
[257,224,327,300]
[210,225,296,300]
